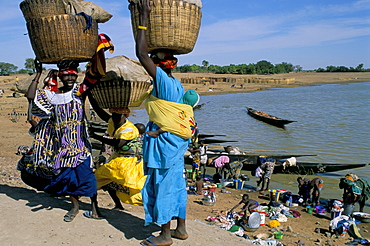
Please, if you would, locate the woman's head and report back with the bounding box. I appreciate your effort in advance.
[57,60,79,90]
[150,50,178,70]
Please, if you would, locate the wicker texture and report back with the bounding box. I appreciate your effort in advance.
[129,0,202,54]
[90,75,152,109]
[26,14,98,64]
[20,0,65,22]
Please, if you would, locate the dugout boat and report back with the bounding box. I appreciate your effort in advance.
[246,107,296,128]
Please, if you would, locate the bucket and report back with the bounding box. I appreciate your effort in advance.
[187,169,192,179]
[306,206,314,213]
[252,210,266,225]
[216,183,222,188]
[220,179,234,187]
[273,232,284,239]
[234,179,245,189]
[208,186,216,192]
[269,189,281,201]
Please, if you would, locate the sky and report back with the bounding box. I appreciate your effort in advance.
[1,0,370,71]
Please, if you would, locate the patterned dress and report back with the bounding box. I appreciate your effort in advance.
[28,85,96,197]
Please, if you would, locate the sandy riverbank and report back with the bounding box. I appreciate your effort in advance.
[1,72,369,245]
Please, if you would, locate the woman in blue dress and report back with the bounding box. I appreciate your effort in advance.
[134,0,195,245]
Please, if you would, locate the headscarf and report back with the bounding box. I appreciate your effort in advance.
[180,90,200,107]
[57,60,79,78]
[58,70,78,78]
[151,51,178,70]
[109,107,130,117]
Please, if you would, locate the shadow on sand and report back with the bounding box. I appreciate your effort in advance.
[0,184,160,241]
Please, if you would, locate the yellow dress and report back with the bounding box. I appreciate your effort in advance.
[95,119,146,206]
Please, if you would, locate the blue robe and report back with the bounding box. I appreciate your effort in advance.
[142,67,189,225]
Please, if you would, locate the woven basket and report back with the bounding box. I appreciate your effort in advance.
[90,75,152,109]
[20,0,66,22]
[26,14,98,64]
[129,0,202,55]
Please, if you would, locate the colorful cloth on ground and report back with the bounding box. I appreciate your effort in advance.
[31,85,91,173]
[44,156,97,197]
[213,155,230,168]
[95,118,146,206]
[142,67,189,225]
[77,33,114,96]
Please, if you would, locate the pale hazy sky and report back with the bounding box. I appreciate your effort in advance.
[1,0,370,70]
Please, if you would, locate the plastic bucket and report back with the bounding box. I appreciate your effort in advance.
[307,206,314,213]
[208,186,216,192]
[234,179,245,189]
[216,183,222,188]
[274,232,284,239]
[187,169,192,179]
[269,189,281,201]
[252,210,267,225]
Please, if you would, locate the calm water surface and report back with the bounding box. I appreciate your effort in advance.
[129,82,370,208]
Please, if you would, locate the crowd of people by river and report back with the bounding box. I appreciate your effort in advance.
[13,0,370,245]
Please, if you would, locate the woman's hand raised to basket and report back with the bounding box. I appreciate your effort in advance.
[34,59,42,74]
[138,0,152,15]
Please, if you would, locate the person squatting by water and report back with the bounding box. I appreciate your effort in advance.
[21,59,100,222]
[297,177,324,206]
[134,0,198,244]
[229,194,259,218]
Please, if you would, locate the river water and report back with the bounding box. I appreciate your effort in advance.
[129,81,370,210]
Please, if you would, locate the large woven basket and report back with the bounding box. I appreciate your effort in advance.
[90,74,152,109]
[26,14,98,64]
[20,0,66,22]
[129,0,202,55]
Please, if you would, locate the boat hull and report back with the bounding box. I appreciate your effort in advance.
[189,153,368,175]
[246,107,295,128]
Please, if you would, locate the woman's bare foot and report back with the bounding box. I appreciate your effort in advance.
[140,234,173,246]
[171,229,188,240]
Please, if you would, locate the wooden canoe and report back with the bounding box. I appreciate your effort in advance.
[246,107,296,128]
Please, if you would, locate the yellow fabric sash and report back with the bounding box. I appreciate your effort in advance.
[145,95,194,139]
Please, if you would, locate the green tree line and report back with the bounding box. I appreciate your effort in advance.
[174,60,369,74]
[0,58,368,76]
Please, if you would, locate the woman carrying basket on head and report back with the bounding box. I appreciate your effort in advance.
[25,59,100,222]
[134,0,199,245]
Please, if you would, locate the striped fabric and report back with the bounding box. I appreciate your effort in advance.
[31,85,91,174]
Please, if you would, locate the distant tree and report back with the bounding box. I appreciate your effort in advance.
[326,65,337,72]
[202,60,209,72]
[274,62,294,74]
[17,68,32,74]
[294,65,303,72]
[355,63,364,72]
[25,58,35,72]
[256,60,274,74]
[0,62,18,75]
